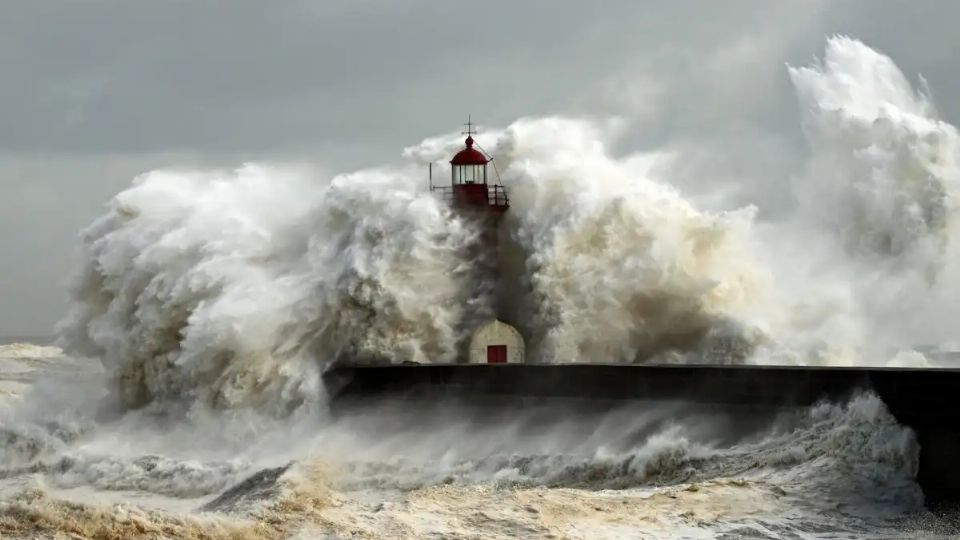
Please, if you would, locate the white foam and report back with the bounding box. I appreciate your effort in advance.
[0,343,63,359]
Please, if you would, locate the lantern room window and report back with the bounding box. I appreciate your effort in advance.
[450,133,489,185]
[454,164,486,184]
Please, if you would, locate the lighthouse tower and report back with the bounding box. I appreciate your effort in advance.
[430,118,524,364]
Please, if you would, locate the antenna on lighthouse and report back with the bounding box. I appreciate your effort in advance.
[462,115,476,137]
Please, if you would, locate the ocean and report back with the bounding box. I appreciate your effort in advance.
[2,342,959,538]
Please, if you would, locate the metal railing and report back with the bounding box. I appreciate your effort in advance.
[430,185,454,200]
[488,185,509,208]
[430,184,509,209]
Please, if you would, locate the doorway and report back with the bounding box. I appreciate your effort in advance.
[487,344,507,364]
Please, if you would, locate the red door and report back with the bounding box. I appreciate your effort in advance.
[487,345,507,364]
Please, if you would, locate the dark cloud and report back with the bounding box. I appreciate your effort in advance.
[1,1,958,334]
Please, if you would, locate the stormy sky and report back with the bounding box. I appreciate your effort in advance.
[2,1,959,336]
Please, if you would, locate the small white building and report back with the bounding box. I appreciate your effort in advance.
[468,319,525,364]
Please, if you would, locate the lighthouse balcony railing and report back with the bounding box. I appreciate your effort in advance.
[430,184,509,209]
[488,185,509,208]
[429,184,454,200]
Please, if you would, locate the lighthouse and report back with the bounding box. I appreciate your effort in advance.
[430,118,525,364]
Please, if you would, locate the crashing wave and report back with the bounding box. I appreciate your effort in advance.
[52,36,960,416]
[790,36,960,272]
[58,125,768,413]
[57,165,478,415]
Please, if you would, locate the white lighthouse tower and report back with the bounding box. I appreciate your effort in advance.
[430,118,525,364]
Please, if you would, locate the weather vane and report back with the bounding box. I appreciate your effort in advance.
[462,115,477,136]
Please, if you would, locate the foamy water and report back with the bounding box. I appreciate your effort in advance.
[0,347,953,538]
[4,36,960,538]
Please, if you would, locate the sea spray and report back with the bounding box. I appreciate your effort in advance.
[408,116,772,364]
[502,118,769,364]
[790,36,959,267]
[780,36,960,359]
[58,164,479,415]
[56,37,960,419]
[60,128,770,413]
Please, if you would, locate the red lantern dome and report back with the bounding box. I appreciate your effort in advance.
[450,136,489,166]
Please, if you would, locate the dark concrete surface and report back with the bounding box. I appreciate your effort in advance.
[324,363,960,503]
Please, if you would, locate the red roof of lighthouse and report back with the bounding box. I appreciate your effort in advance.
[450,136,489,166]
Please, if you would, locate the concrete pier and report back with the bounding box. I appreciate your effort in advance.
[324,363,960,503]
